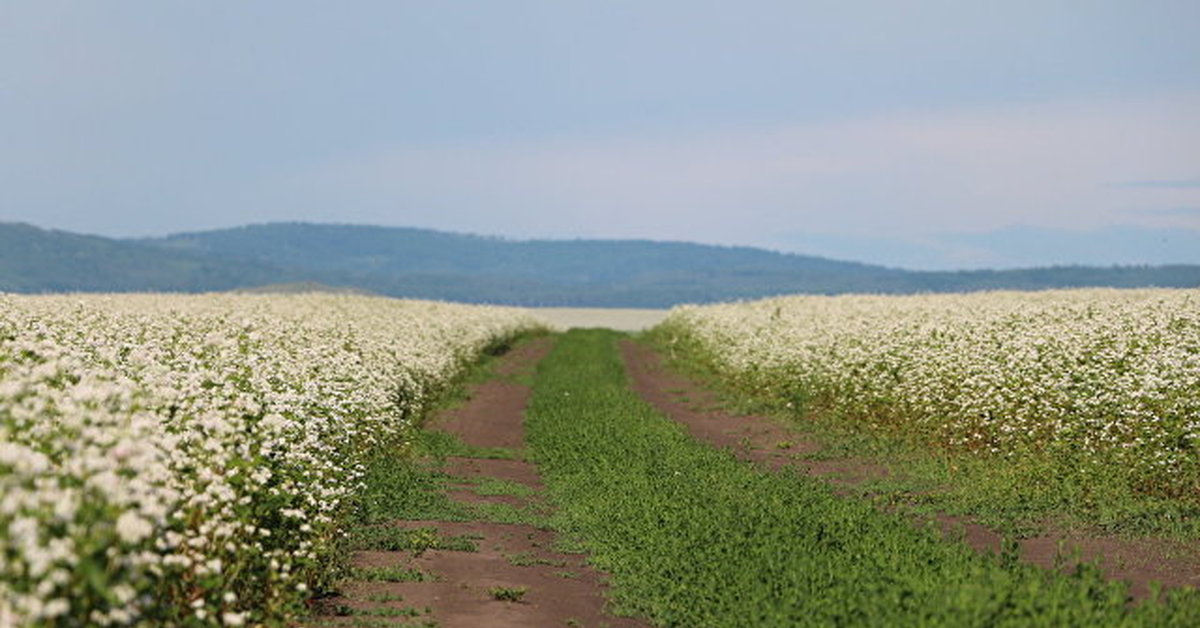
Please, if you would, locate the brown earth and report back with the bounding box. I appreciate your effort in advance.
[619,339,1200,601]
[307,337,647,628]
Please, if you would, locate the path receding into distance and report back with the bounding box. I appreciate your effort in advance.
[309,337,648,628]
[310,329,1198,626]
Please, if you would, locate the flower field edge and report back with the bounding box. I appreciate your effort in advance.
[652,289,1200,507]
[0,292,546,626]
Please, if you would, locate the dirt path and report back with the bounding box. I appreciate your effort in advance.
[620,339,1200,601]
[311,338,647,628]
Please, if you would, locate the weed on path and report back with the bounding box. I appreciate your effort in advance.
[527,329,1200,627]
[306,337,647,628]
[628,334,1200,601]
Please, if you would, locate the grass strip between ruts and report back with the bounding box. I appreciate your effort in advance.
[524,329,1200,627]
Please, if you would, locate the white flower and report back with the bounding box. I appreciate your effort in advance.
[115,512,153,545]
[0,292,545,624]
[41,598,69,618]
[111,584,136,604]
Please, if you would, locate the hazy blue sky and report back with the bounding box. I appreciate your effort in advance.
[2,1,1198,268]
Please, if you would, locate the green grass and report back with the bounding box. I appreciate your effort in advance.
[468,501,553,528]
[414,429,524,461]
[354,449,473,524]
[333,603,426,618]
[352,431,542,527]
[643,327,1200,541]
[463,477,539,498]
[349,566,433,583]
[488,586,529,602]
[526,329,1200,627]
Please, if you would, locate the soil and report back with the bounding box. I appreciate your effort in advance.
[619,339,1200,601]
[307,338,648,627]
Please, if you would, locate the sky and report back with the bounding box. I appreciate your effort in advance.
[2,1,1198,269]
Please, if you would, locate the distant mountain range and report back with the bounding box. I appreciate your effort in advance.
[2,221,1198,307]
[781,225,1200,270]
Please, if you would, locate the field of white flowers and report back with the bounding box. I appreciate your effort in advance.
[0,293,542,626]
[659,289,1200,501]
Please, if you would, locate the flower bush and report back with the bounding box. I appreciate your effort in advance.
[0,293,543,625]
[658,289,1200,500]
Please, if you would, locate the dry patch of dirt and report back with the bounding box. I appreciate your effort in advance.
[332,520,620,628]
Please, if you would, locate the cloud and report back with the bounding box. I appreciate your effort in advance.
[4,3,1199,249]
[1110,180,1200,189]
[1132,206,1200,217]
[279,92,1200,244]
[780,225,1200,270]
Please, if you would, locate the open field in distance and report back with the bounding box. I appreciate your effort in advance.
[530,307,669,332]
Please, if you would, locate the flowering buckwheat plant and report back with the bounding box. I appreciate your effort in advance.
[659,289,1200,499]
[0,293,543,626]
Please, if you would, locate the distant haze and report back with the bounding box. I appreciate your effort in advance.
[3,221,1197,306]
[787,226,1200,270]
[532,308,669,332]
[2,2,1198,269]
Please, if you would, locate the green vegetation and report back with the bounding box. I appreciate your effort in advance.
[144,223,1200,305]
[467,477,539,498]
[351,436,552,531]
[363,592,407,603]
[647,295,1200,540]
[0,221,304,292]
[659,339,1200,540]
[354,448,474,524]
[347,333,543,530]
[488,586,529,602]
[5,221,1198,306]
[525,329,1200,626]
[413,429,524,461]
[333,603,426,618]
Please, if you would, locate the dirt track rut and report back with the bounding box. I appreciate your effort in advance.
[309,338,646,627]
[619,338,1200,601]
